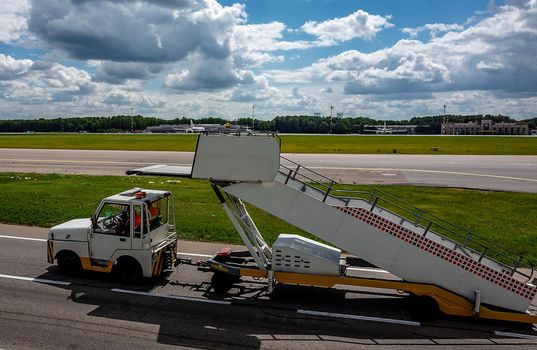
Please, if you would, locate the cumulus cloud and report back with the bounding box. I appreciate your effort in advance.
[272,1,537,97]
[228,76,278,102]
[231,22,311,67]
[402,23,465,38]
[0,55,98,105]
[104,89,167,108]
[44,64,95,94]
[344,52,451,94]
[94,62,165,84]
[0,0,30,43]
[28,0,244,63]
[0,54,33,80]
[234,22,312,53]
[301,9,393,45]
[164,53,254,91]
[1,0,536,119]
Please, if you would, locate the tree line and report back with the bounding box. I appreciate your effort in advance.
[0,114,534,134]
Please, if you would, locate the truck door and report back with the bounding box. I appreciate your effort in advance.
[131,204,147,250]
[90,202,132,262]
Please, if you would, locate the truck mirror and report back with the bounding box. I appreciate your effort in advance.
[90,213,97,228]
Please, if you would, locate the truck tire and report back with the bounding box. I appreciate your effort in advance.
[57,251,81,276]
[211,272,233,294]
[115,257,143,284]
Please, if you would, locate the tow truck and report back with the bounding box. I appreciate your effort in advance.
[47,188,177,283]
[49,133,537,324]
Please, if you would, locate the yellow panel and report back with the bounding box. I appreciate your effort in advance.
[270,271,536,324]
[80,257,114,273]
[239,269,267,278]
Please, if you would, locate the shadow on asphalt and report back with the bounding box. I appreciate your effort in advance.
[36,266,536,349]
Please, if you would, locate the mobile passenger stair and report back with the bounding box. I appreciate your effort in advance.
[128,134,537,324]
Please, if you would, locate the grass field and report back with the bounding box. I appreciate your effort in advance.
[1,133,537,154]
[1,172,536,262]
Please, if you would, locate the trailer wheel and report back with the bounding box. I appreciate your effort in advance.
[115,257,143,284]
[410,295,440,321]
[211,272,233,294]
[57,251,81,276]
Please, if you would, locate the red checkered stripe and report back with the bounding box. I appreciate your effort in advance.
[335,206,536,301]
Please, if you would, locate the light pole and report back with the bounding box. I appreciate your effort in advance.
[130,107,134,133]
[328,106,334,134]
[443,104,447,135]
[252,105,255,131]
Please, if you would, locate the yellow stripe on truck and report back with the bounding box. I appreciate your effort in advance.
[152,250,163,276]
[46,240,54,264]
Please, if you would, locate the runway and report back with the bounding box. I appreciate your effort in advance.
[0,223,535,350]
[0,148,536,192]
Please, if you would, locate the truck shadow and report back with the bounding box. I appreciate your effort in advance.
[36,267,535,349]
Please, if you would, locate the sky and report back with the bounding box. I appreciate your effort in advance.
[0,0,536,120]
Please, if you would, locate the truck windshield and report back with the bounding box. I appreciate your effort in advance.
[94,202,131,236]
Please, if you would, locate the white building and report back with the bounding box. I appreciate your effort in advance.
[442,120,528,135]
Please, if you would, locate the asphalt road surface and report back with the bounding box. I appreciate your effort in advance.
[1,148,537,192]
[0,224,536,350]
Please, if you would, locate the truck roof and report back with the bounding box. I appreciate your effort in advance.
[104,188,171,204]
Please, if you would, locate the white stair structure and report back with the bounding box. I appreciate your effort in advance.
[129,134,536,314]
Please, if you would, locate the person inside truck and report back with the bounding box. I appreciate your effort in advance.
[95,203,131,236]
[116,206,131,236]
[147,200,161,230]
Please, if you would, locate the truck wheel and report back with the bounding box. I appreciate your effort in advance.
[57,251,81,276]
[211,272,233,294]
[115,258,143,284]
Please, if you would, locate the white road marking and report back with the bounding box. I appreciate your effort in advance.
[0,234,405,275]
[0,158,189,167]
[33,278,71,286]
[178,252,212,258]
[111,288,231,305]
[0,273,70,286]
[347,267,390,274]
[494,331,537,340]
[297,309,420,327]
[0,235,216,260]
[0,234,46,242]
[309,166,537,183]
[0,236,215,261]
[0,235,393,275]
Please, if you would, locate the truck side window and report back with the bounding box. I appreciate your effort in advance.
[147,198,168,230]
[94,203,131,236]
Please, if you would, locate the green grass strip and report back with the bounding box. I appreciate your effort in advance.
[1,134,537,154]
[0,173,535,262]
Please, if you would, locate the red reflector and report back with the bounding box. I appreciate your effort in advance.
[217,247,233,257]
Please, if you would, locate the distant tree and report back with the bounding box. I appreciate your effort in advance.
[332,121,349,134]
[319,121,329,133]
[0,113,526,134]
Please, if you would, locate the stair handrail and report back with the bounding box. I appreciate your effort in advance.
[279,156,535,283]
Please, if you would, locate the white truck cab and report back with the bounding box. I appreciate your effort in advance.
[47,188,177,282]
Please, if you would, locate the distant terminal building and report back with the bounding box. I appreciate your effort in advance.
[441,120,528,135]
[145,124,189,133]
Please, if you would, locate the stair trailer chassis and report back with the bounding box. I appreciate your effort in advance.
[197,249,537,325]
